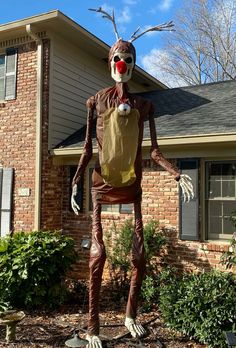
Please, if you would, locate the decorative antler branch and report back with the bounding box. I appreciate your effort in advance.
[129,21,175,43]
[89,7,120,41]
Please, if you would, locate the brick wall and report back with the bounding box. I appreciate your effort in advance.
[0,42,37,232]
[61,159,235,278]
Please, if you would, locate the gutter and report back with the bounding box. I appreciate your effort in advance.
[26,24,43,231]
[51,132,236,157]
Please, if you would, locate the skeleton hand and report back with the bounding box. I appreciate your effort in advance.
[86,334,102,348]
[71,184,80,215]
[179,174,194,203]
[125,317,146,338]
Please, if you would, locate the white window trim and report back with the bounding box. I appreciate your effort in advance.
[203,158,236,241]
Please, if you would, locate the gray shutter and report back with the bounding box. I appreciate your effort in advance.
[0,55,5,100]
[179,159,199,241]
[0,168,14,237]
[5,48,17,100]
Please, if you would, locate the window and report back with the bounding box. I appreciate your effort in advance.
[0,48,17,101]
[206,161,236,240]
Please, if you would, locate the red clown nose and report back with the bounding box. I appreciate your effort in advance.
[116,60,127,74]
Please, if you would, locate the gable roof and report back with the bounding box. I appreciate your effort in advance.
[54,79,236,152]
[142,79,236,138]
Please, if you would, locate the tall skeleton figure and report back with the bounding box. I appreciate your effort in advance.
[71,8,194,348]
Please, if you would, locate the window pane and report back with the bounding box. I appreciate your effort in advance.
[209,217,222,235]
[120,204,133,213]
[0,56,5,76]
[209,163,221,180]
[223,218,235,235]
[222,163,236,179]
[209,180,221,198]
[222,180,235,198]
[102,204,119,213]
[208,201,221,217]
[223,201,236,216]
[6,53,15,74]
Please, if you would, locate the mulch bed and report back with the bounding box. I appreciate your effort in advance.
[0,305,207,348]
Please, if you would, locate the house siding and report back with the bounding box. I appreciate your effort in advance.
[0,41,37,232]
[49,37,113,149]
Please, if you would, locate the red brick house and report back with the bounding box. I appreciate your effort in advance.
[1,11,235,277]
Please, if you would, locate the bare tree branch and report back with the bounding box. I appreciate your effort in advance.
[144,0,236,87]
[89,7,120,41]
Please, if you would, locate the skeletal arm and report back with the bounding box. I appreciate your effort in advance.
[71,100,95,214]
[149,110,194,202]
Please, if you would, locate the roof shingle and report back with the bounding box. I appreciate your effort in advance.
[56,80,236,149]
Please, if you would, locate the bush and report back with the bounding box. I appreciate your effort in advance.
[104,219,166,302]
[221,233,236,269]
[0,231,78,309]
[159,269,236,348]
[141,275,159,311]
[104,219,133,296]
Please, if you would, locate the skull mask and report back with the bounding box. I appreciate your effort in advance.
[109,40,136,83]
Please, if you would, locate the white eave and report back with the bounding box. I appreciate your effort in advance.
[51,132,236,157]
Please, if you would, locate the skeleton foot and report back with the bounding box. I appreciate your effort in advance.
[86,334,103,348]
[125,317,146,338]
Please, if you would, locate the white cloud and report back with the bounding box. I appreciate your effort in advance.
[140,48,186,88]
[159,0,174,11]
[149,0,174,14]
[123,0,138,5]
[117,6,132,24]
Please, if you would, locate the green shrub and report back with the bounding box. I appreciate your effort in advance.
[104,219,166,302]
[221,233,236,269]
[159,269,236,348]
[141,275,159,311]
[0,231,78,309]
[0,300,10,312]
[104,219,133,295]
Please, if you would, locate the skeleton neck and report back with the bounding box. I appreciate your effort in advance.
[116,82,129,102]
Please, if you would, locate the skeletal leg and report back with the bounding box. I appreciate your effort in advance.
[125,200,146,338]
[87,195,106,347]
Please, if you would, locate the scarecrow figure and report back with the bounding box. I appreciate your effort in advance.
[71,7,194,348]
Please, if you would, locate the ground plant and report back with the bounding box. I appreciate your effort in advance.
[158,268,236,348]
[104,219,166,302]
[0,231,78,309]
[221,211,236,269]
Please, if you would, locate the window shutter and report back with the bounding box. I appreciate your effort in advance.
[179,159,199,241]
[0,55,5,100]
[0,168,14,237]
[5,48,17,100]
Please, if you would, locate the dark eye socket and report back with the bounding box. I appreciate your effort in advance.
[114,55,121,62]
[125,57,133,64]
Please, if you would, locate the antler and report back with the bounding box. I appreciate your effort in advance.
[129,21,174,43]
[89,7,120,41]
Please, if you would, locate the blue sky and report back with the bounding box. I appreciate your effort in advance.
[0,0,182,71]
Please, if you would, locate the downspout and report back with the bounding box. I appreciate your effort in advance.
[26,24,43,231]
